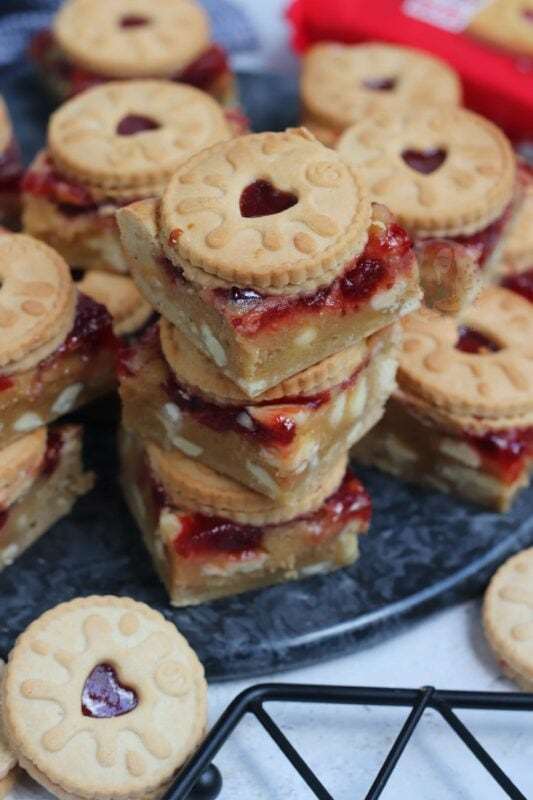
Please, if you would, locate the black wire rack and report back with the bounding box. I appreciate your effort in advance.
[164,682,533,800]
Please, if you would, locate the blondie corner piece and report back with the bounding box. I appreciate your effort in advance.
[353,286,533,511]
[120,428,370,605]
[119,321,399,500]
[0,425,94,570]
[117,129,420,398]
[0,233,116,449]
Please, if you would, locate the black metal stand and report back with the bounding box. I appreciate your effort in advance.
[165,682,533,800]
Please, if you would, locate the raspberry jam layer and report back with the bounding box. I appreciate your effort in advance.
[123,324,364,448]
[42,293,116,370]
[453,201,515,269]
[22,154,142,218]
[160,469,371,560]
[502,267,533,304]
[42,429,64,477]
[210,211,414,336]
[82,663,138,718]
[465,427,533,485]
[30,30,229,97]
[0,139,23,194]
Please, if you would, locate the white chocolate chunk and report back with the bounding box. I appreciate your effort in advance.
[200,323,227,367]
[171,435,203,457]
[349,377,368,419]
[329,393,346,427]
[399,295,421,317]
[347,421,364,445]
[293,410,310,426]
[237,412,254,430]
[439,438,481,468]
[377,356,398,395]
[299,561,332,577]
[246,461,279,496]
[51,382,83,414]
[13,412,44,432]
[202,553,268,577]
[160,510,183,541]
[294,327,317,347]
[163,403,182,424]
[370,280,406,311]
[1,544,19,565]
[238,378,268,397]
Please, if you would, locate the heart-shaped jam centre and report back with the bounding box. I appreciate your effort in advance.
[402,148,447,175]
[240,179,298,218]
[456,326,500,354]
[120,14,150,28]
[82,663,138,718]
[362,77,397,91]
[116,115,160,136]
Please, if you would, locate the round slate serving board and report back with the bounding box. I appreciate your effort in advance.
[1,65,532,681]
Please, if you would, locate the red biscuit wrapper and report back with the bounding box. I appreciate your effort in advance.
[287,0,533,141]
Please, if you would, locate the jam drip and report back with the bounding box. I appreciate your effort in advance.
[465,428,533,485]
[240,180,298,218]
[168,469,371,559]
[502,267,533,304]
[82,663,138,718]
[42,429,64,476]
[212,213,413,335]
[455,326,500,354]
[402,148,447,175]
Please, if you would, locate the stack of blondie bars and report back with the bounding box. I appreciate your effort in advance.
[116,128,422,605]
[0,231,118,569]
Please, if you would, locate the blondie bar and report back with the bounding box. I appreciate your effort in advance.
[117,129,420,397]
[120,428,370,605]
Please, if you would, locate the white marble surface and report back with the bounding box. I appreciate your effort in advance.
[10,599,531,800]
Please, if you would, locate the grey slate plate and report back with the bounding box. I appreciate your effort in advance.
[0,64,532,681]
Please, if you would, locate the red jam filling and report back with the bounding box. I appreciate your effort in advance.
[23,155,98,213]
[30,31,229,96]
[42,429,64,477]
[402,148,447,175]
[82,663,138,718]
[0,140,23,194]
[502,267,533,304]
[455,326,500,354]
[168,469,371,559]
[211,216,414,336]
[453,201,514,268]
[522,9,533,22]
[116,115,160,136]
[240,180,298,218]
[176,44,229,92]
[464,427,533,485]
[362,77,397,91]
[42,293,116,371]
[0,508,8,534]
[0,375,13,393]
[120,14,150,28]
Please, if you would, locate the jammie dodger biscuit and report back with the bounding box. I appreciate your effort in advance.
[2,596,207,800]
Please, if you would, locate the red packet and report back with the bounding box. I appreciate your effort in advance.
[287,0,533,141]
